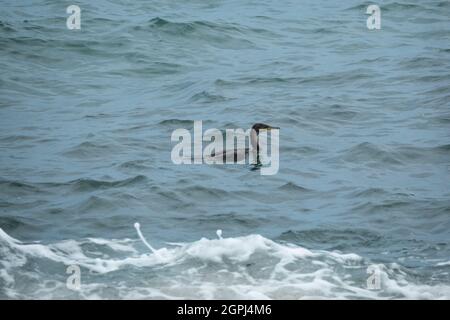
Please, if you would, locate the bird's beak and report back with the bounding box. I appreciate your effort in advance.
[267,126,280,130]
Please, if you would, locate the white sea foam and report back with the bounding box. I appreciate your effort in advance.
[0,227,449,299]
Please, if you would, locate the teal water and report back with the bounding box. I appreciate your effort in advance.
[0,0,449,299]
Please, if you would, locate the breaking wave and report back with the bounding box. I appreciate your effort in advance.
[0,225,449,299]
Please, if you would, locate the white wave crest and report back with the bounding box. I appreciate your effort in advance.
[0,227,449,299]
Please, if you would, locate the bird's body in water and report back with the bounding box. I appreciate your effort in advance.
[206,123,279,164]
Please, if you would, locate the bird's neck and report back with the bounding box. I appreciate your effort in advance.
[250,130,261,165]
[250,129,258,151]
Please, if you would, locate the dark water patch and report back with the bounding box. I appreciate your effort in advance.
[158,119,214,130]
[421,85,450,96]
[0,20,15,32]
[0,199,48,211]
[0,216,30,230]
[118,160,153,171]
[399,56,445,69]
[350,187,390,198]
[415,74,450,83]
[83,113,113,119]
[214,77,299,90]
[329,110,360,121]
[189,91,232,103]
[433,144,450,154]
[337,142,404,166]
[236,189,292,204]
[155,189,186,204]
[0,135,35,143]
[277,228,383,251]
[409,172,434,178]
[278,182,314,194]
[148,17,240,35]
[69,175,147,192]
[349,187,414,199]
[239,76,297,85]
[123,55,186,76]
[382,2,429,12]
[215,71,373,90]
[76,195,118,213]
[45,207,65,215]
[0,215,46,236]
[352,200,411,214]
[344,3,370,11]
[61,39,132,57]
[145,17,255,49]
[281,145,322,156]
[108,61,183,77]
[311,27,345,35]
[173,212,272,228]
[1,36,49,48]
[111,125,158,135]
[349,200,450,226]
[393,144,450,164]
[0,180,47,197]
[158,119,197,127]
[63,141,119,159]
[347,57,391,65]
[421,94,450,109]
[175,185,229,201]
[0,201,15,208]
[436,1,450,8]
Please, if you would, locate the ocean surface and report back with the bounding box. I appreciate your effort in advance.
[1,0,449,299]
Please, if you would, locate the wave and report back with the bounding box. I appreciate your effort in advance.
[277,228,383,251]
[278,182,314,194]
[0,135,35,143]
[349,187,411,198]
[69,175,147,192]
[158,119,198,127]
[158,119,215,130]
[144,17,256,49]
[0,175,147,194]
[175,185,229,201]
[189,91,232,103]
[0,20,15,32]
[337,142,404,166]
[63,141,119,159]
[0,180,40,192]
[0,226,449,299]
[333,142,450,167]
[214,70,373,89]
[147,17,276,38]
[118,160,153,170]
[345,2,428,12]
[111,65,183,77]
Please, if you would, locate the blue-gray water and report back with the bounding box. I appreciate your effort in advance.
[0,0,449,299]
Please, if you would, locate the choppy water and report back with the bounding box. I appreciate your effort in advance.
[1,0,449,299]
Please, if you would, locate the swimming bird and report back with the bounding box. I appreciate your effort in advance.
[206,123,279,164]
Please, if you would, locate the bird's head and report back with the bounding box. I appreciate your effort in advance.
[251,123,280,135]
